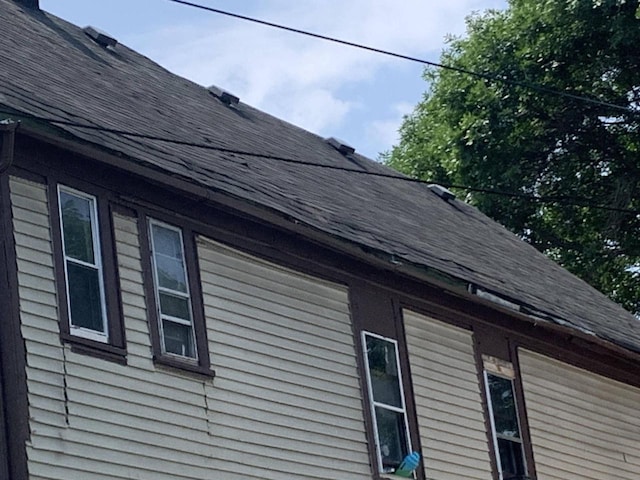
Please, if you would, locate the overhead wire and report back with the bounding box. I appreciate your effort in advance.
[1,109,637,215]
[165,0,639,117]
[1,3,627,212]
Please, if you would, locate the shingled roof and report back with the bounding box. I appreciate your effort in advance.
[1,0,639,353]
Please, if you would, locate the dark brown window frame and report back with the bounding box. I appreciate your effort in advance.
[473,326,537,480]
[138,211,213,377]
[349,281,425,480]
[49,179,126,363]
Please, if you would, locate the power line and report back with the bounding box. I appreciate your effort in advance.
[165,0,639,117]
[2,110,638,215]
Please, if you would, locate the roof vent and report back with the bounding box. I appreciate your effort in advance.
[83,26,117,48]
[208,85,240,106]
[428,184,456,202]
[326,137,355,155]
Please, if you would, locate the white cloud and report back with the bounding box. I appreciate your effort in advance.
[130,0,506,151]
[369,101,415,153]
[274,88,355,133]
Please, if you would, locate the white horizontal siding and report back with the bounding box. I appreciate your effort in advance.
[10,177,68,441]
[11,178,370,480]
[37,213,215,480]
[404,310,493,480]
[519,350,640,480]
[198,237,371,479]
[112,214,156,370]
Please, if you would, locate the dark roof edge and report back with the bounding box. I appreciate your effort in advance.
[16,123,640,366]
[466,286,640,361]
[16,123,472,290]
[13,0,38,9]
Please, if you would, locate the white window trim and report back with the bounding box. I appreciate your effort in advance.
[58,185,108,343]
[483,370,527,480]
[148,218,198,360]
[361,330,413,475]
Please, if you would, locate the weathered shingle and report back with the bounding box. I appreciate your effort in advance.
[1,0,638,352]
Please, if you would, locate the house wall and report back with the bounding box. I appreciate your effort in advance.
[519,349,640,480]
[10,159,640,480]
[11,175,371,480]
[404,309,493,480]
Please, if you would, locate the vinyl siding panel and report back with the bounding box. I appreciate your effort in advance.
[519,350,640,480]
[404,310,493,480]
[49,210,217,480]
[12,175,370,480]
[198,237,371,479]
[10,177,68,442]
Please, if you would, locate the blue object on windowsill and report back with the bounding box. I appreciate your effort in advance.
[394,451,421,477]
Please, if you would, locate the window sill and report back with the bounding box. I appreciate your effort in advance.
[375,474,416,480]
[61,333,127,365]
[374,465,422,480]
[153,354,216,379]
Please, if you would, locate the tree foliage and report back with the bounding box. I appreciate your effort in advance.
[386,0,640,313]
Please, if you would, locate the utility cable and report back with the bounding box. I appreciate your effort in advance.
[165,0,639,117]
[2,109,638,215]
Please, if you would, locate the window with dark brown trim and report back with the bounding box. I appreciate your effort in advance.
[50,182,126,362]
[139,214,212,376]
[483,356,528,480]
[473,327,536,480]
[349,283,423,479]
[362,331,414,475]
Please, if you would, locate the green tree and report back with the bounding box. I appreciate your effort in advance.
[386,0,640,313]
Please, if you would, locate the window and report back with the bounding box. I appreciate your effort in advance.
[362,331,412,475]
[58,187,108,341]
[149,220,197,358]
[483,358,528,480]
[52,183,125,360]
[143,216,211,375]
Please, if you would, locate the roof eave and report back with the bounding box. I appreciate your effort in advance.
[14,122,640,365]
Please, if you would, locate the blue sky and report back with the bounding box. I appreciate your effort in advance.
[40,0,505,160]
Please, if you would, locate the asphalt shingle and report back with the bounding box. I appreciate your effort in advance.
[1,0,638,353]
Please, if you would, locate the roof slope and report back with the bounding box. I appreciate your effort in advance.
[1,0,639,353]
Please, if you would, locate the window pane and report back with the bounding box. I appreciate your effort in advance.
[375,407,409,472]
[67,261,104,332]
[159,291,191,321]
[488,374,521,439]
[155,254,188,292]
[151,223,183,260]
[151,223,188,293]
[497,438,526,479]
[60,191,95,263]
[162,319,195,358]
[366,335,402,408]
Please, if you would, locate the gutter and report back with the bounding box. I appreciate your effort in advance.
[0,120,18,173]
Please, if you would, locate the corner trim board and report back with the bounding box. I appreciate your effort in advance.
[0,172,29,480]
[0,121,18,173]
